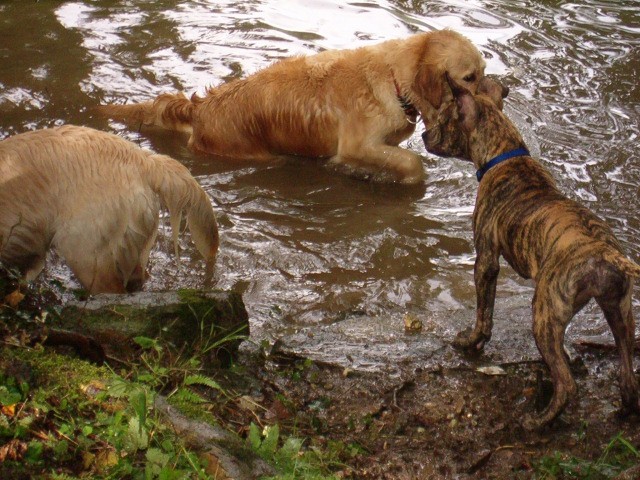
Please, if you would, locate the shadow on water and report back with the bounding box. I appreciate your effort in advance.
[1,0,639,372]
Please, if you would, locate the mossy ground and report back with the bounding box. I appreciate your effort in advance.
[0,273,347,479]
[1,270,639,479]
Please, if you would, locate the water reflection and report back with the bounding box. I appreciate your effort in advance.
[1,1,638,350]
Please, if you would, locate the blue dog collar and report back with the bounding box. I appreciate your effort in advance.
[476,147,530,182]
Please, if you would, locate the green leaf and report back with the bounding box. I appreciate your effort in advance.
[26,441,44,463]
[184,374,222,391]
[0,386,21,406]
[172,387,206,405]
[126,417,149,451]
[53,439,69,458]
[130,389,147,431]
[158,467,184,480]
[160,439,174,453]
[136,373,157,384]
[0,414,10,433]
[249,422,262,451]
[146,447,170,467]
[134,336,161,351]
[279,437,303,458]
[107,377,133,398]
[260,424,280,456]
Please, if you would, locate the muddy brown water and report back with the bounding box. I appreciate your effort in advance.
[1,1,639,374]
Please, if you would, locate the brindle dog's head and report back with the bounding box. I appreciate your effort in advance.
[422,74,515,168]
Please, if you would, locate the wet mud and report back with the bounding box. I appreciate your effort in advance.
[234,344,640,479]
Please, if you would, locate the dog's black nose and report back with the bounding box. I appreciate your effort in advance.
[421,130,429,146]
[502,85,510,98]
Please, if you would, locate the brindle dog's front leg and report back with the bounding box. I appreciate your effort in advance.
[454,242,500,351]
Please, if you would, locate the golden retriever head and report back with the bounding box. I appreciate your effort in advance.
[412,30,486,124]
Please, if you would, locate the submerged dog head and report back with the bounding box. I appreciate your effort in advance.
[422,73,519,169]
[412,30,487,123]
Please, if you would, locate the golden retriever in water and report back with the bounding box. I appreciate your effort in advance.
[98,29,487,184]
[0,125,218,294]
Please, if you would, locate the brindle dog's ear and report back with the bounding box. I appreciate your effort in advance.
[445,72,478,132]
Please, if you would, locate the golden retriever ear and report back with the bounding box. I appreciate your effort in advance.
[414,62,445,109]
[446,73,478,132]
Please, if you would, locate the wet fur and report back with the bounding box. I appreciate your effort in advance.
[423,76,640,429]
[98,30,487,184]
[0,126,219,294]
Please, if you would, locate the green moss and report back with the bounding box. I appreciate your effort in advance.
[12,347,109,391]
[168,395,219,426]
[0,343,211,478]
[46,290,249,368]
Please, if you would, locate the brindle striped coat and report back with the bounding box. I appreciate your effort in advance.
[423,75,640,429]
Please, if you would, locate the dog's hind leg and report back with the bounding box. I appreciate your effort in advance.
[523,283,577,430]
[596,282,640,416]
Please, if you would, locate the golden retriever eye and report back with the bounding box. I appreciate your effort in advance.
[463,74,476,83]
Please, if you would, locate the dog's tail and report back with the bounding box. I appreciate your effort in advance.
[147,154,219,280]
[97,93,196,134]
[604,250,640,278]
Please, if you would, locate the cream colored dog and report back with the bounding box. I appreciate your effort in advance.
[0,125,218,294]
[98,29,487,184]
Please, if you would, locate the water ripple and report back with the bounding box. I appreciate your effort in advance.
[1,0,638,342]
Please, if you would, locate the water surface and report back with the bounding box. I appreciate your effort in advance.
[1,0,638,370]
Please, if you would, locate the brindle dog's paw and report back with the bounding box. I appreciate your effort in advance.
[452,328,489,351]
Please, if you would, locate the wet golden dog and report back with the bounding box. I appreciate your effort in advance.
[423,75,640,429]
[98,29,487,184]
[0,126,218,294]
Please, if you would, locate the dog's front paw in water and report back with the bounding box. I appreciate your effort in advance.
[452,328,490,351]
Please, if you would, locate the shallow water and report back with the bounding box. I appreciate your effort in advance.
[1,1,638,370]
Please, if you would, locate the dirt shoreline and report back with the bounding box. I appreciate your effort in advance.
[1,270,639,479]
[243,346,640,479]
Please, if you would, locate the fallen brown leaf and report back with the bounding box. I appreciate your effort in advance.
[0,439,28,463]
[3,289,25,309]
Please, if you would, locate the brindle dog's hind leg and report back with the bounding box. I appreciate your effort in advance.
[596,283,640,416]
[523,282,578,430]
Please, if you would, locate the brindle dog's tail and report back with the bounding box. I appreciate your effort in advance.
[96,92,196,134]
[604,250,640,278]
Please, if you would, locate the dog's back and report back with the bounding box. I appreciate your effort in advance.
[475,154,633,283]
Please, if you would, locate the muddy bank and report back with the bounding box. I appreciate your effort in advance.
[1,270,639,479]
[249,347,640,479]
[256,298,640,477]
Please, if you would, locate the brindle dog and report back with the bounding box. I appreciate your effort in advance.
[423,74,640,429]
